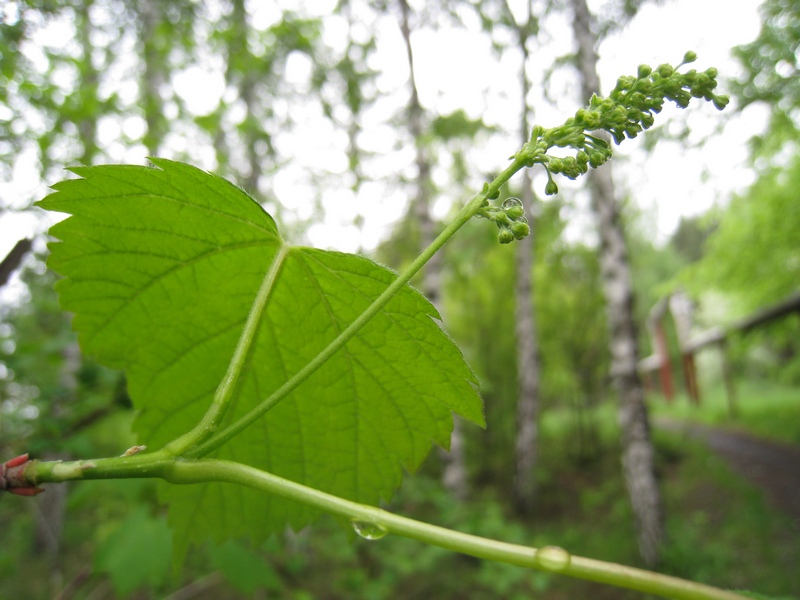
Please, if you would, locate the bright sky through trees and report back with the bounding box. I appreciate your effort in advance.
[0,0,764,274]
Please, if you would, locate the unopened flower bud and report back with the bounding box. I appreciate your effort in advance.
[498,228,515,244]
[505,205,525,220]
[657,64,674,78]
[588,151,606,168]
[712,95,729,110]
[511,221,530,239]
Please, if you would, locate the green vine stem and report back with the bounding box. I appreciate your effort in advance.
[19,455,747,600]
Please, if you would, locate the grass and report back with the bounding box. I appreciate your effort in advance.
[654,429,800,597]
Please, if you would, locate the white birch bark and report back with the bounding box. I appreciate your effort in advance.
[508,1,542,514]
[137,0,164,157]
[570,0,664,566]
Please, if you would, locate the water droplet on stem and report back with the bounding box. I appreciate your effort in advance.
[535,546,571,571]
[351,520,388,540]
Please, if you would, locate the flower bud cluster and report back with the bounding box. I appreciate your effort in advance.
[584,52,727,145]
[477,54,727,242]
[476,197,530,244]
[510,52,728,197]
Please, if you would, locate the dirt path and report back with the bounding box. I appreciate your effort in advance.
[655,418,800,526]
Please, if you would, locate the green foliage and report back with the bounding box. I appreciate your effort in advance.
[0,266,127,454]
[37,158,482,553]
[679,154,800,383]
[732,0,800,156]
[670,215,718,264]
[94,506,173,596]
[686,156,800,311]
[431,110,492,141]
[207,8,323,178]
[208,539,283,594]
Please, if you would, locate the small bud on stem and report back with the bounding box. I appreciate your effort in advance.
[1,453,44,497]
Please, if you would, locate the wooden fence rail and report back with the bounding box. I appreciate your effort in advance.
[639,290,800,414]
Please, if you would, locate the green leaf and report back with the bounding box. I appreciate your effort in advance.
[208,540,283,594]
[94,507,172,596]
[38,158,482,552]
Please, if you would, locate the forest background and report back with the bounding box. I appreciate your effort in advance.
[1,0,798,598]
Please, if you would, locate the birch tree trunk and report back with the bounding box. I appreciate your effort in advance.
[76,0,99,165]
[570,0,664,566]
[398,0,468,500]
[137,0,165,157]
[507,1,542,514]
[230,0,262,195]
[513,171,540,513]
[33,342,81,595]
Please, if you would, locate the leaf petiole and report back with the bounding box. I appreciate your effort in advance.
[161,242,291,457]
